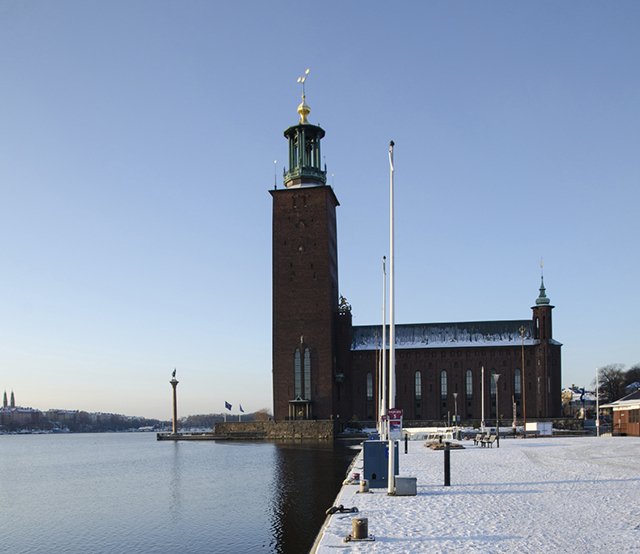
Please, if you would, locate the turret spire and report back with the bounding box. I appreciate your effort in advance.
[536,261,550,305]
[283,69,327,188]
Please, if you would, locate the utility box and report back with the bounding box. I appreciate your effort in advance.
[395,476,417,496]
[526,422,552,436]
[363,440,399,488]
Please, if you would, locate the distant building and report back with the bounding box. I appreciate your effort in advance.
[562,387,597,418]
[271,96,562,422]
[0,393,42,427]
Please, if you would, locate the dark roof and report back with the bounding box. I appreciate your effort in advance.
[351,319,561,351]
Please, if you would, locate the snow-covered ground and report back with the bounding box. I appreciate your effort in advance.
[313,436,640,553]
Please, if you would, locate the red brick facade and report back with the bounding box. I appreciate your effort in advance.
[271,185,341,421]
[270,117,562,422]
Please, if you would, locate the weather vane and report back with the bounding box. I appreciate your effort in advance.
[297,68,310,97]
[296,68,311,124]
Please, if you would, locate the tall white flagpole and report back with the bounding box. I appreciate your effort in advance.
[388,141,396,495]
[381,256,387,439]
[389,141,396,411]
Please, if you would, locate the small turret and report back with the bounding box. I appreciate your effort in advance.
[283,69,327,188]
[536,276,551,306]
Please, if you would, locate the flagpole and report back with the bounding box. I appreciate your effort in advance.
[389,141,396,413]
[381,256,387,439]
[388,141,396,496]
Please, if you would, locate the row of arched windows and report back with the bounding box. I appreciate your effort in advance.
[361,368,525,415]
[402,368,524,399]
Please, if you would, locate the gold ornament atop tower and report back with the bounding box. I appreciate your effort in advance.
[297,68,310,124]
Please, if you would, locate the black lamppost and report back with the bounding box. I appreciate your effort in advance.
[493,373,501,448]
[453,392,458,432]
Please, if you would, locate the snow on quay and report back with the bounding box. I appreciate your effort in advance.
[313,437,640,553]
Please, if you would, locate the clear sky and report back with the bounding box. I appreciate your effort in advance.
[1,1,638,420]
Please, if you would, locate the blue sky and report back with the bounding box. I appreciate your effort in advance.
[1,1,638,419]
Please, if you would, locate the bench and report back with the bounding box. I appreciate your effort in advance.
[473,433,485,446]
[481,435,497,448]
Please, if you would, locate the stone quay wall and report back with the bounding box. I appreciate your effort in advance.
[215,420,339,439]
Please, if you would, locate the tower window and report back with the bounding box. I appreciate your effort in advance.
[366,373,373,401]
[304,348,311,400]
[440,370,447,399]
[294,349,301,398]
[466,370,473,399]
[415,371,422,400]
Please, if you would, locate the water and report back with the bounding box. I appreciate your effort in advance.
[0,433,358,554]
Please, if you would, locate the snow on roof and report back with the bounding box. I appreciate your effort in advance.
[350,320,557,351]
[562,388,597,402]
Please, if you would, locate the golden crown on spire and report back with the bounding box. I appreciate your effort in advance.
[297,68,310,124]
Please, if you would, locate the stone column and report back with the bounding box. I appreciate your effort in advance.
[170,376,179,435]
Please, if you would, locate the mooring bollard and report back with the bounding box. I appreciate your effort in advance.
[359,479,369,493]
[444,442,451,486]
[352,518,368,540]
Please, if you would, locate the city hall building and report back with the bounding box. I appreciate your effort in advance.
[271,96,562,423]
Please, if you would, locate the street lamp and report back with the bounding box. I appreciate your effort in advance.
[493,373,501,448]
[519,326,526,438]
[453,393,458,433]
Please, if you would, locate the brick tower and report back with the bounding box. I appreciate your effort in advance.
[270,92,341,421]
[531,276,562,417]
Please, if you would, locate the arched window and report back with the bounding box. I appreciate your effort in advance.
[294,349,301,398]
[466,370,473,398]
[303,348,311,399]
[515,369,522,395]
[366,373,373,401]
[490,369,497,397]
[440,370,447,399]
[415,371,422,400]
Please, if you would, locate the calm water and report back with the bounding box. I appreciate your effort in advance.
[0,433,358,554]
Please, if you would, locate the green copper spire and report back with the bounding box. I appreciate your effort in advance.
[536,276,550,305]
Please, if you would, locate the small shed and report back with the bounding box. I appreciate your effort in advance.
[600,391,640,437]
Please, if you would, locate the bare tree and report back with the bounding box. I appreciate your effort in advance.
[596,364,627,402]
[253,408,272,421]
[623,364,640,391]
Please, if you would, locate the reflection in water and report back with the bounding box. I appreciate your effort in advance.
[170,441,182,523]
[0,434,359,554]
[269,441,358,554]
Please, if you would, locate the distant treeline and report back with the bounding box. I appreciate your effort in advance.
[181,408,271,429]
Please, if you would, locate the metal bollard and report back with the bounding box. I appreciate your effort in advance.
[359,479,369,493]
[444,442,451,486]
[352,518,368,540]
[405,434,408,453]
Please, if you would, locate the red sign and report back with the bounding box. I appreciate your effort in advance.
[388,408,403,440]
